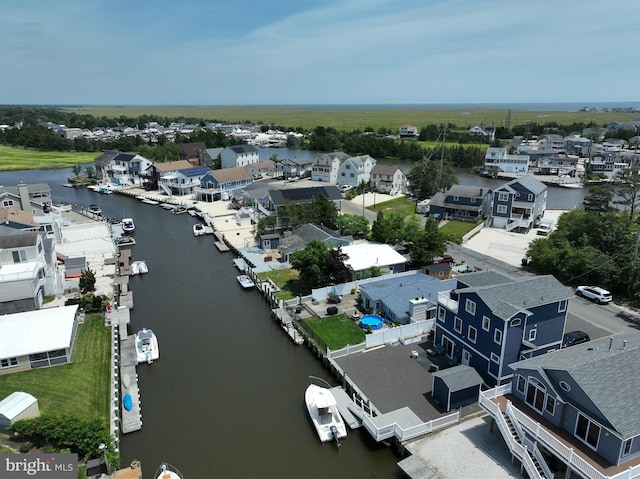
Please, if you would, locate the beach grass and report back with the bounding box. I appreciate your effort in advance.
[0,315,111,419]
[304,313,365,350]
[0,145,96,171]
[60,105,637,132]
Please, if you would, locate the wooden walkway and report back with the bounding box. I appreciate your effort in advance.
[330,386,362,430]
[120,334,142,434]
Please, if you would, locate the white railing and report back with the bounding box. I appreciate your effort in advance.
[438,291,459,313]
[532,442,555,479]
[360,410,460,442]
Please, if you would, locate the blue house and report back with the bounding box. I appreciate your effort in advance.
[427,185,493,222]
[480,332,640,479]
[434,270,571,387]
[196,167,253,202]
[159,165,211,196]
[490,175,547,232]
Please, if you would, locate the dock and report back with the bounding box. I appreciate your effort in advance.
[119,334,143,434]
[330,386,362,429]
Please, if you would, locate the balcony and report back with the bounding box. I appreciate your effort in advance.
[438,291,458,314]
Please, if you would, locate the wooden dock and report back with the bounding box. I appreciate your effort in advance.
[120,334,142,434]
[215,241,230,252]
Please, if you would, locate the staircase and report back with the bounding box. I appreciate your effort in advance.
[501,412,552,478]
[159,181,172,196]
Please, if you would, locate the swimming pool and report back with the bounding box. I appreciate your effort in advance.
[359,314,384,330]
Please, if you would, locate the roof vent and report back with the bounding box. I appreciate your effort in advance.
[609,337,614,351]
[623,340,627,349]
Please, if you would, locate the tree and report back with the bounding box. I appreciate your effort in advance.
[79,268,96,293]
[582,184,614,214]
[409,218,447,265]
[370,210,405,244]
[311,194,338,229]
[614,167,640,222]
[407,155,458,198]
[290,240,329,286]
[326,247,353,285]
[256,216,276,236]
[71,164,82,176]
[335,214,370,237]
[84,166,96,179]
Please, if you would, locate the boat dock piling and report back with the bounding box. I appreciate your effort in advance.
[119,333,143,434]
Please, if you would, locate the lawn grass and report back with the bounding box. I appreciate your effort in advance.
[0,145,96,171]
[369,197,417,217]
[304,313,366,350]
[0,314,111,420]
[62,105,638,132]
[439,219,483,243]
[256,268,311,301]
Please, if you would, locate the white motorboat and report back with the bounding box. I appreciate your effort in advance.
[155,463,183,479]
[171,206,188,215]
[131,260,149,275]
[122,217,135,233]
[237,274,255,289]
[305,384,347,444]
[135,328,159,364]
[193,223,205,236]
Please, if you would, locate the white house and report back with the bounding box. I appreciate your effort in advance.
[370,165,407,195]
[336,155,376,187]
[341,243,408,274]
[221,145,260,169]
[0,392,39,427]
[311,152,350,183]
[484,147,530,174]
[398,124,418,138]
[158,165,211,196]
[94,152,153,186]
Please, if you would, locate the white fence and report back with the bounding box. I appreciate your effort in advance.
[311,270,420,300]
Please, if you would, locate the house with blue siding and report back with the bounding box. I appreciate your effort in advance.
[490,175,547,232]
[435,270,571,387]
[195,167,253,202]
[427,185,493,222]
[480,331,640,479]
[159,165,211,196]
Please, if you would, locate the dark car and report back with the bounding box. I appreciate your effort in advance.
[562,331,590,348]
[432,254,454,264]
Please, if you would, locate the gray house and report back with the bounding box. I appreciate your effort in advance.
[490,175,547,232]
[427,185,493,222]
[480,331,640,479]
[277,224,350,262]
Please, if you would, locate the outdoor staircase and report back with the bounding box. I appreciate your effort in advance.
[159,181,172,196]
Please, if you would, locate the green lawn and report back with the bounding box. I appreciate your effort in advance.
[439,219,483,243]
[304,314,366,350]
[0,145,96,171]
[256,268,311,301]
[0,314,111,419]
[369,197,417,217]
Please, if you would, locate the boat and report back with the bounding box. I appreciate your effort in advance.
[123,393,133,411]
[193,223,205,236]
[116,236,136,247]
[305,384,347,444]
[122,217,136,233]
[160,203,176,210]
[558,182,583,188]
[155,463,183,479]
[131,260,149,275]
[141,198,160,205]
[171,206,188,214]
[135,328,159,364]
[237,274,255,289]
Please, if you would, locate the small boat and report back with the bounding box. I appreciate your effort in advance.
[135,328,159,364]
[122,217,136,233]
[237,274,255,289]
[88,204,102,216]
[558,182,583,188]
[123,393,133,411]
[155,463,183,479]
[193,223,205,236]
[131,260,149,275]
[141,198,160,205]
[171,206,188,215]
[305,384,347,444]
[160,203,176,210]
[117,236,136,247]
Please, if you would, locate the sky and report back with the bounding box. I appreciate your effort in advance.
[2,0,639,106]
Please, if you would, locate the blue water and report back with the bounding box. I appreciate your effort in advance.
[359,314,384,330]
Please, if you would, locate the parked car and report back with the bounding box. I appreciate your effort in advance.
[575,286,612,304]
[562,330,590,348]
[537,219,554,236]
[432,254,454,264]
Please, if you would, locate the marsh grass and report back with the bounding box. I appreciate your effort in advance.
[0,145,96,171]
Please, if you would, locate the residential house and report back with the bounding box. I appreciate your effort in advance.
[0,208,38,230]
[0,305,79,375]
[537,134,566,153]
[479,331,640,479]
[484,147,530,174]
[94,152,152,186]
[277,224,351,262]
[201,147,224,167]
[536,154,579,176]
[469,125,496,142]
[336,155,376,188]
[59,127,84,140]
[221,145,260,169]
[93,150,120,181]
[0,227,49,314]
[275,157,314,179]
[398,124,418,138]
[143,160,193,191]
[490,175,547,232]
[435,270,572,387]
[370,165,407,195]
[564,135,592,156]
[341,243,408,276]
[260,186,343,229]
[0,183,51,215]
[195,167,253,202]
[358,272,455,324]
[178,142,207,166]
[428,185,493,222]
[158,165,211,196]
[245,160,275,178]
[311,152,350,183]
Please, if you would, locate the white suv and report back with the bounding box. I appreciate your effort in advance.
[575,286,612,304]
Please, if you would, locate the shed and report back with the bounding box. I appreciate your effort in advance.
[0,392,39,427]
[431,365,483,412]
[64,256,86,279]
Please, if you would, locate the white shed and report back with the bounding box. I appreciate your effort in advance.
[0,392,39,427]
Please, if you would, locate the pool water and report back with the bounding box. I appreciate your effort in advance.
[359,314,384,330]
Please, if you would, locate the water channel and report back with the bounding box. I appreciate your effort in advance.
[0,151,587,478]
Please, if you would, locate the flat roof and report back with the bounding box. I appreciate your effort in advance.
[0,305,78,358]
[341,243,408,271]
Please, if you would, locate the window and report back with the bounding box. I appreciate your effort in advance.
[0,358,18,368]
[490,353,500,364]
[465,299,476,315]
[12,250,27,263]
[517,375,526,393]
[528,194,533,201]
[471,197,476,203]
[494,329,503,345]
[2,199,15,207]
[576,413,601,449]
[454,317,462,333]
[558,299,567,313]
[510,318,521,327]
[528,328,537,341]
[545,396,556,414]
[438,307,445,322]
[468,326,477,343]
[453,196,459,201]
[497,205,507,214]
[559,381,571,392]
[623,439,633,457]
[482,316,490,332]
[498,192,509,202]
